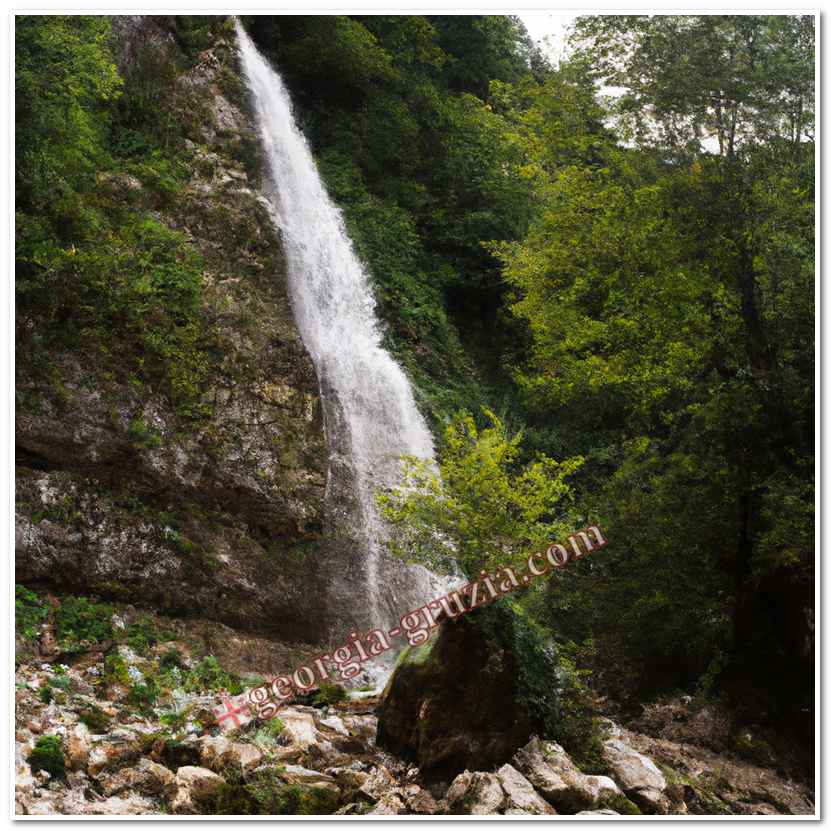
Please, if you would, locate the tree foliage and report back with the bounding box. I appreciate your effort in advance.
[378,409,582,576]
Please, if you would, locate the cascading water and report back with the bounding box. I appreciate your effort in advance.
[235,22,453,655]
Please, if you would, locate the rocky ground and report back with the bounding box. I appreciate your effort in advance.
[14,603,814,816]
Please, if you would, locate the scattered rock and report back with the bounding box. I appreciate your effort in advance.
[357,765,396,802]
[603,737,670,814]
[171,766,226,814]
[368,793,406,814]
[496,763,556,815]
[402,784,439,814]
[199,735,262,775]
[513,736,621,812]
[99,759,175,797]
[445,771,505,815]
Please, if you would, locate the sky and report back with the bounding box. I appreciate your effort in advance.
[517,13,579,66]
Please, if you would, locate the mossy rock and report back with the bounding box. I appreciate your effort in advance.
[376,602,561,782]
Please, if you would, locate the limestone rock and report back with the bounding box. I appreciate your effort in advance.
[512,736,621,812]
[402,784,439,815]
[199,735,262,775]
[368,793,406,814]
[278,709,321,749]
[357,765,396,802]
[171,766,226,815]
[446,771,506,815]
[66,724,92,771]
[496,764,556,815]
[602,737,669,814]
[86,730,143,777]
[99,758,175,797]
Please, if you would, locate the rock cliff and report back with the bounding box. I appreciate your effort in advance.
[16,16,330,641]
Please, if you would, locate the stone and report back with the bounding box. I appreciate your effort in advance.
[199,735,263,774]
[99,758,175,797]
[357,765,396,802]
[171,766,226,815]
[578,809,620,815]
[66,723,92,771]
[445,771,505,815]
[278,709,321,749]
[377,603,562,781]
[318,714,348,736]
[496,763,556,815]
[367,793,406,815]
[402,784,439,815]
[86,731,142,777]
[602,737,669,814]
[327,766,369,793]
[281,765,340,797]
[512,736,621,812]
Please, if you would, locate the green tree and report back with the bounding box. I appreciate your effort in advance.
[378,409,583,576]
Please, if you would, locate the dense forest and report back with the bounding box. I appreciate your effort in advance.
[243,13,815,753]
[15,14,814,816]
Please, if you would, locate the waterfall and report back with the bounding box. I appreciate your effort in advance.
[235,22,446,639]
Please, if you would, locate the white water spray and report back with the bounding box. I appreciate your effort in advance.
[235,22,440,634]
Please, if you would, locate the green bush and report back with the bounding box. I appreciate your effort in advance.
[104,653,130,685]
[183,655,243,695]
[159,648,184,670]
[29,736,66,778]
[127,418,163,450]
[128,677,160,712]
[313,683,347,707]
[55,596,114,652]
[15,585,47,639]
[123,617,175,654]
[79,705,112,733]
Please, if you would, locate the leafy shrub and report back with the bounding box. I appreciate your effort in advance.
[124,617,175,654]
[159,648,184,670]
[183,656,243,695]
[79,705,112,733]
[313,683,347,707]
[264,717,285,739]
[15,585,47,639]
[128,677,160,712]
[29,736,66,778]
[55,596,114,652]
[127,419,162,450]
[104,653,130,685]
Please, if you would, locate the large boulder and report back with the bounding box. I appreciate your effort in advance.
[376,603,562,782]
[512,736,622,812]
[602,737,669,814]
[496,764,556,815]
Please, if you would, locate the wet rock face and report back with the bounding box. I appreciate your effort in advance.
[15,17,330,642]
[375,603,561,783]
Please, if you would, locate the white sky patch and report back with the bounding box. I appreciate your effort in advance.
[518,13,579,66]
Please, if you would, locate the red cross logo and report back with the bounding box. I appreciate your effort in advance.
[215,694,251,730]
